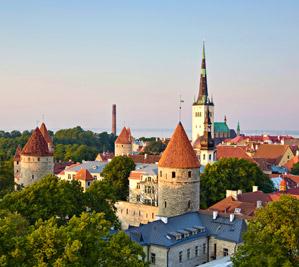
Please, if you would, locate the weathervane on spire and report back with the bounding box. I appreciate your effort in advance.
[179,95,184,122]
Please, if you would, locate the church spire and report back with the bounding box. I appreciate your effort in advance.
[196,41,209,104]
[237,121,240,136]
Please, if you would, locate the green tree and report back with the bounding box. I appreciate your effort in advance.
[143,140,166,155]
[232,195,299,267]
[0,174,85,224]
[200,158,274,208]
[291,162,299,175]
[101,156,135,200]
[0,159,14,197]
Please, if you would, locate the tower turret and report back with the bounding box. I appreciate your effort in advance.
[114,127,133,156]
[158,122,200,218]
[192,42,214,142]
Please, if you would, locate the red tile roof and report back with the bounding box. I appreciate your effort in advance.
[21,128,52,157]
[216,145,256,163]
[129,171,143,180]
[115,127,132,144]
[14,145,22,161]
[129,154,161,164]
[158,122,200,169]
[39,122,53,145]
[284,155,299,170]
[74,169,94,181]
[253,144,292,162]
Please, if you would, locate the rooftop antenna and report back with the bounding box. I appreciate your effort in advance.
[179,95,184,122]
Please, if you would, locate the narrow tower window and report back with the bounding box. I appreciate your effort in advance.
[164,201,167,208]
[188,200,191,209]
[188,171,192,178]
[172,172,176,178]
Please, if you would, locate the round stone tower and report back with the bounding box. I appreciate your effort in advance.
[158,122,200,218]
[115,127,133,156]
[16,127,54,187]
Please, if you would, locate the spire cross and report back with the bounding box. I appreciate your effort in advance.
[179,95,184,122]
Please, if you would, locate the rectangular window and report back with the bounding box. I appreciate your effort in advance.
[68,174,71,180]
[187,248,190,260]
[160,170,162,177]
[195,246,198,256]
[32,175,34,180]
[151,253,156,264]
[188,171,192,178]
[209,154,212,160]
[148,177,151,182]
[172,172,176,178]
[203,243,206,254]
[223,248,229,257]
[136,195,140,202]
[179,251,183,263]
[137,183,140,189]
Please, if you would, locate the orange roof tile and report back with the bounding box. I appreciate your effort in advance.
[21,128,51,157]
[284,155,299,170]
[129,171,143,180]
[253,144,292,161]
[39,122,53,145]
[158,122,200,169]
[74,169,94,181]
[216,145,256,163]
[115,127,132,144]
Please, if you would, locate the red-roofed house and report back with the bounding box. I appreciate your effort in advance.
[74,168,95,191]
[216,145,256,163]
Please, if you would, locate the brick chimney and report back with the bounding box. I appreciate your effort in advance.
[112,104,116,135]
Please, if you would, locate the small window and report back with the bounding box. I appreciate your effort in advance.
[199,112,202,117]
[187,248,190,260]
[137,183,140,189]
[136,195,140,202]
[188,171,192,178]
[164,201,167,208]
[87,181,90,186]
[188,200,191,209]
[172,172,176,178]
[160,170,162,177]
[16,161,19,165]
[126,209,128,215]
[195,246,199,256]
[151,253,156,264]
[32,175,34,180]
[148,177,151,182]
[223,248,229,257]
[152,213,154,219]
[203,154,206,160]
[209,154,212,160]
[179,251,183,263]
[37,157,40,161]
[203,243,207,254]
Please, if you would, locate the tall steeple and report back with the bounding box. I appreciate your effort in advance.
[237,121,240,136]
[196,42,209,104]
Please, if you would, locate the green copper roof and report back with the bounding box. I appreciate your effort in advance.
[214,122,230,133]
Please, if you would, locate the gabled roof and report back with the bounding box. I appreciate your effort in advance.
[253,144,293,162]
[216,145,256,163]
[125,211,246,247]
[21,128,51,157]
[158,122,200,169]
[115,127,132,145]
[74,168,94,181]
[39,122,53,145]
[214,122,230,133]
[14,145,22,161]
[284,155,299,171]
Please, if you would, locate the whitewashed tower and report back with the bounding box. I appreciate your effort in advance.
[192,43,214,143]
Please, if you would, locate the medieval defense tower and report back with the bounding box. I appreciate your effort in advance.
[192,43,214,143]
[158,122,200,217]
[114,127,133,156]
[14,123,54,187]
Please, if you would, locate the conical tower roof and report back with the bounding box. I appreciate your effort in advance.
[115,127,132,144]
[158,122,200,169]
[21,127,52,156]
[40,122,53,145]
[14,145,22,161]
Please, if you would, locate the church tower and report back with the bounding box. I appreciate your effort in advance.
[192,42,214,143]
[193,108,216,165]
[158,122,200,218]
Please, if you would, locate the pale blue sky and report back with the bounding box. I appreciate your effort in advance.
[0,1,298,134]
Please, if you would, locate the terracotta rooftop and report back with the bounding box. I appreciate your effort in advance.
[14,145,22,161]
[216,145,256,163]
[129,154,161,164]
[115,127,132,145]
[39,122,53,145]
[21,127,52,157]
[284,155,299,171]
[129,171,143,180]
[158,122,200,169]
[74,168,94,181]
[253,144,292,161]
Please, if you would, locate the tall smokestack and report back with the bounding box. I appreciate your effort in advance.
[112,104,116,135]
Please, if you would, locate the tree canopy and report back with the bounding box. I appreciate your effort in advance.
[142,140,166,155]
[200,158,274,208]
[0,211,146,267]
[0,175,119,227]
[232,195,299,267]
[101,156,136,201]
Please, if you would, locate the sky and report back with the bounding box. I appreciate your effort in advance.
[0,1,298,135]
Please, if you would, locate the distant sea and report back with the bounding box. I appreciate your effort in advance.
[90,128,299,139]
